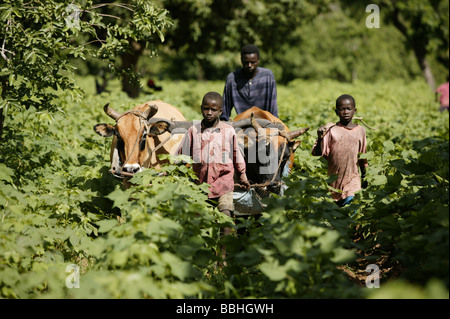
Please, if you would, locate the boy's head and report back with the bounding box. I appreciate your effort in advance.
[201,92,223,125]
[335,94,356,124]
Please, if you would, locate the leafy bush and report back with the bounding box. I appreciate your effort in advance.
[0,78,448,299]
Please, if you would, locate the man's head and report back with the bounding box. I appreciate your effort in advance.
[335,94,356,125]
[240,44,260,78]
[201,91,223,126]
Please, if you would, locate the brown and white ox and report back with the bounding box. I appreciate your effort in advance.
[231,107,309,196]
[93,101,186,179]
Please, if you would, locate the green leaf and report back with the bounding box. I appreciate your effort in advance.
[12,7,22,17]
[260,259,286,281]
[371,174,388,186]
[110,250,128,267]
[383,140,395,153]
[317,230,340,253]
[0,164,14,184]
[331,247,355,264]
[106,188,133,208]
[69,232,80,247]
[96,219,118,233]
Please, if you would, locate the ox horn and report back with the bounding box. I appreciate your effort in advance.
[103,103,122,121]
[284,127,310,140]
[250,112,263,132]
[143,104,158,121]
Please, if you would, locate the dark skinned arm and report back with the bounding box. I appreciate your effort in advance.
[311,125,327,156]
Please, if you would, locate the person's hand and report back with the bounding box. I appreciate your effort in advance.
[241,180,251,190]
[317,125,327,139]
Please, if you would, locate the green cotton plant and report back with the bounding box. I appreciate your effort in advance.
[256,220,358,298]
[215,206,360,298]
[347,128,449,286]
[0,110,114,298]
[0,78,448,298]
[0,91,120,298]
[273,78,448,293]
[67,159,225,298]
[210,154,361,298]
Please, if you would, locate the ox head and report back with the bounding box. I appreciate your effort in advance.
[94,103,170,176]
[234,112,309,192]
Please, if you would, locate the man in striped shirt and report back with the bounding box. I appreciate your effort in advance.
[221,44,278,121]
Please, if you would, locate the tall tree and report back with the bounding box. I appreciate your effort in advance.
[381,0,449,90]
[162,0,330,80]
[161,0,448,86]
[90,0,172,97]
[0,0,171,141]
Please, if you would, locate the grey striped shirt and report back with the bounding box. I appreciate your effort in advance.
[221,67,278,121]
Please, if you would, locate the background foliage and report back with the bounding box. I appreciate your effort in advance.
[0,77,448,298]
[145,0,449,87]
[0,0,448,300]
[0,0,172,137]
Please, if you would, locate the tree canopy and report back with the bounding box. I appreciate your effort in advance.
[0,0,171,139]
[0,0,448,140]
[156,0,448,87]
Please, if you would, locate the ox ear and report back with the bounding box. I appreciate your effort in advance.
[149,121,170,136]
[290,140,302,152]
[94,123,116,137]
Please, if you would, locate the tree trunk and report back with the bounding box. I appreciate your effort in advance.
[410,41,436,91]
[120,40,145,98]
[0,78,7,143]
[0,107,4,144]
[418,56,436,91]
[390,8,436,91]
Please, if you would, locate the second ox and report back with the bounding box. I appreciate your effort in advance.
[231,106,309,199]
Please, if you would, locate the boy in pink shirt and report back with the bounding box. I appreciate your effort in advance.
[178,91,250,262]
[312,94,368,207]
[436,80,449,112]
[178,92,250,225]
